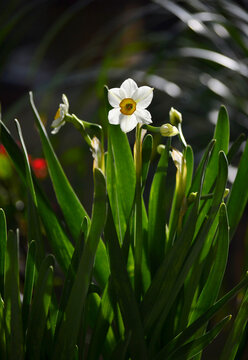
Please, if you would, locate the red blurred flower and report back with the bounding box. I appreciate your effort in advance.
[0,144,7,155]
[30,158,48,179]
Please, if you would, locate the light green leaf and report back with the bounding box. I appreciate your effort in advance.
[107,124,136,242]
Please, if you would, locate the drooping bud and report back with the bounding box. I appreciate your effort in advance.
[169,107,182,126]
[160,123,179,137]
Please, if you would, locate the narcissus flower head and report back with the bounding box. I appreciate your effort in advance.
[51,94,69,134]
[107,78,153,133]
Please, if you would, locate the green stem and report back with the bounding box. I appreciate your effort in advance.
[65,114,93,149]
[134,124,143,301]
[142,124,161,133]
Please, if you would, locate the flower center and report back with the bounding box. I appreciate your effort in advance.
[55,108,61,120]
[120,98,136,115]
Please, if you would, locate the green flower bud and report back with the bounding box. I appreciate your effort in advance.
[169,107,182,126]
[160,123,179,137]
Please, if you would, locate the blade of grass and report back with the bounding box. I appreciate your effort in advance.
[4,230,23,360]
[105,204,148,360]
[26,255,54,360]
[190,203,229,323]
[154,272,248,359]
[0,120,73,272]
[107,127,136,243]
[166,315,231,360]
[22,240,36,334]
[148,144,169,275]
[0,296,6,359]
[227,138,248,239]
[220,287,248,360]
[53,168,107,360]
[0,208,7,298]
[15,118,44,264]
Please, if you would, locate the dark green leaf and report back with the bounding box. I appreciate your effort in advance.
[148,145,169,275]
[0,208,7,298]
[105,205,148,360]
[4,230,23,360]
[227,138,248,239]
[26,255,54,360]
[22,240,36,333]
[53,168,107,360]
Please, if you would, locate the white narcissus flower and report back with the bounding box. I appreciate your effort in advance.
[51,94,69,134]
[107,78,153,133]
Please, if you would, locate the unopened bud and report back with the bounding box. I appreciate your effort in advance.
[160,123,179,137]
[169,107,182,126]
[188,192,197,204]
[224,188,229,198]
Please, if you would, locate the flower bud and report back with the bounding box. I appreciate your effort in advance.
[169,107,182,126]
[160,123,179,137]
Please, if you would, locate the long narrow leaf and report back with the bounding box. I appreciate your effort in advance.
[53,168,107,360]
[0,208,7,297]
[4,230,23,360]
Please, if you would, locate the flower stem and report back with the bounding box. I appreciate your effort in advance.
[134,123,143,301]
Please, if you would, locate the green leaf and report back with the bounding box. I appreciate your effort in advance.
[190,203,229,323]
[0,296,6,359]
[105,204,148,360]
[220,287,248,360]
[29,92,87,239]
[22,240,36,333]
[15,119,44,264]
[185,145,194,195]
[142,134,153,189]
[53,168,107,360]
[87,279,116,360]
[55,218,88,336]
[26,255,54,360]
[0,208,7,298]
[142,140,215,335]
[148,145,169,275]
[190,106,229,194]
[227,133,245,163]
[4,230,23,360]
[107,124,136,242]
[157,272,248,358]
[227,138,248,239]
[0,120,73,272]
[165,315,231,360]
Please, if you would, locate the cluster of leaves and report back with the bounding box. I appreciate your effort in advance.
[0,92,248,360]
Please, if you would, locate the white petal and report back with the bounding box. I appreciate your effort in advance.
[120,78,138,97]
[108,88,125,107]
[51,118,63,128]
[51,121,65,134]
[108,108,121,125]
[133,86,153,109]
[62,94,69,110]
[135,108,152,124]
[120,114,138,133]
